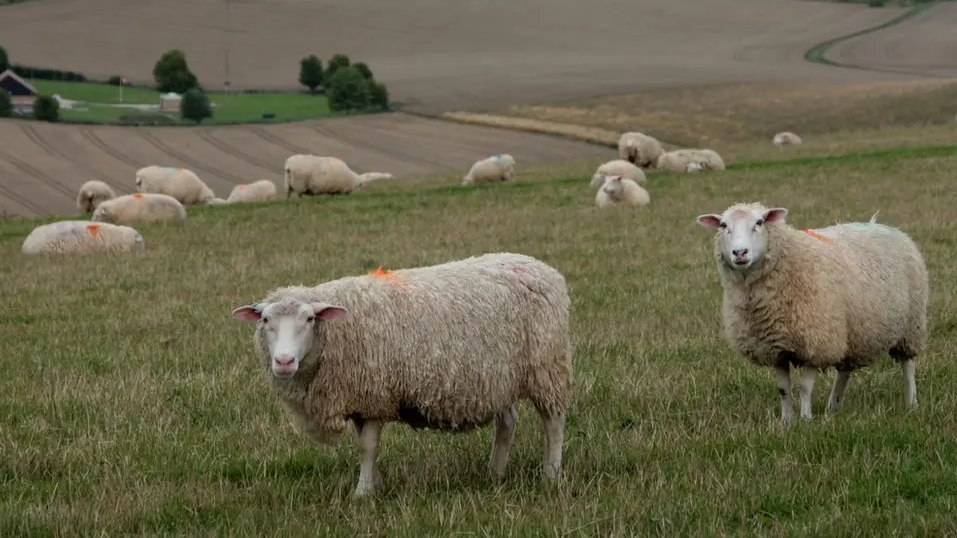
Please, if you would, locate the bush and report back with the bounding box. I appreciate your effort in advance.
[153,49,199,94]
[10,65,87,82]
[0,46,8,73]
[107,75,129,86]
[367,81,389,111]
[352,62,374,81]
[298,55,324,92]
[325,66,369,113]
[325,53,351,81]
[33,95,59,122]
[180,88,212,124]
[0,90,11,118]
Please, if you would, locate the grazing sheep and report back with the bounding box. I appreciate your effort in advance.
[227,180,279,203]
[590,159,647,188]
[772,131,803,147]
[76,180,116,213]
[462,154,517,185]
[135,166,216,205]
[284,155,394,199]
[617,132,664,169]
[21,220,145,255]
[695,203,928,423]
[231,252,572,498]
[91,193,187,224]
[656,149,725,172]
[595,176,650,209]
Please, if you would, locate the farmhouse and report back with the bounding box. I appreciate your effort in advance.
[0,69,38,111]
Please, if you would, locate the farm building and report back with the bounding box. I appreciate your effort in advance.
[0,69,38,111]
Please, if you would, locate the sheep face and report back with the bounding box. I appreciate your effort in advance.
[696,204,788,271]
[687,162,703,172]
[232,298,348,379]
[601,176,624,197]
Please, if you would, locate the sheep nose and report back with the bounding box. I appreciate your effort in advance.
[274,355,295,366]
[732,248,749,257]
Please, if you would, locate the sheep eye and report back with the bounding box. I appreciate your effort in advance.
[306,316,316,323]
[755,218,765,226]
[719,222,727,229]
[261,317,269,325]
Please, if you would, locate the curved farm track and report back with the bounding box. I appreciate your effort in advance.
[0,0,951,218]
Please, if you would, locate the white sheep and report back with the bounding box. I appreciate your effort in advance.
[76,180,116,213]
[772,131,803,147]
[284,155,394,199]
[656,149,725,172]
[226,180,278,203]
[590,159,647,188]
[135,166,216,205]
[462,154,516,185]
[617,132,664,169]
[695,203,928,423]
[231,252,572,498]
[687,162,704,173]
[91,193,187,224]
[595,175,650,209]
[21,220,145,255]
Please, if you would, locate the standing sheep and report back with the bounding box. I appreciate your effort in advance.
[590,159,647,188]
[227,180,279,203]
[656,149,725,172]
[231,252,572,498]
[695,203,928,423]
[91,193,187,224]
[595,175,650,208]
[21,220,145,255]
[772,131,802,147]
[617,132,664,169]
[284,155,394,199]
[462,154,517,185]
[76,180,116,213]
[135,166,216,205]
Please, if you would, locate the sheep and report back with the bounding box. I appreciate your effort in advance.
[695,202,928,424]
[227,180,278,203]
[687,162,704,173]
[617,132,664,169]
[76,180,116,213]
[209,198,228,205]
[231,252,572,498]
[595,175,650,209]
[590,159,647,188]
[135,165,216,205]
[772,131,802,147]
[462,154,517,185]
[21,220,145,255]
[656,149,725,172]
[284,155,394,199]
[91,193,187,224]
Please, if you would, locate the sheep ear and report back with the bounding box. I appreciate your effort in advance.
[233,304,264,322]
[311,303,348,320]
[696,214,723,228]
[763,208,788,224]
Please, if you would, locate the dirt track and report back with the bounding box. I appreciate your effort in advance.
[0,0,949,218]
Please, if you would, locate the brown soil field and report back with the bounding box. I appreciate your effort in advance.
[0,0,950,218]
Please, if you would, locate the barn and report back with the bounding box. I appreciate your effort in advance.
[0,69,39,111]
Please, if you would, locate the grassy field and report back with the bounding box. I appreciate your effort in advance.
[2,133,957,535]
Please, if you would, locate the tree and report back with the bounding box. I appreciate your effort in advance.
[0,45,8,73]
[180,88,212,124]
[152,49,199,94]
[367,81,389,111]
[298,55,324,92]
[325,66,369,113]
[352,62,374,81]
[325,53,351,80]
[0,90,11,118]
[33,95,59,122]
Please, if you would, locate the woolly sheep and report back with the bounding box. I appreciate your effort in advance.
[231,252,572,498]
[590,159,647,188]
[21,220,145,255]
[595,175,650,209]
[91,193,187,224]
[695,203,928,423]
[687,162,704,173]
[76,180,116,213]
[284,155,394,199]
[226,180,278,203]
[135,165,216,205]
[772,131,803,147]
[656,149,725,172]
[462,154,517,185]
[617,132,664,169]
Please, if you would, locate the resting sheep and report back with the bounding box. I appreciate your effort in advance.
[772,131,803,147]
[590,159,647,188]
[595,175,650,209]
[227,180,278,203]
[231,252,572,498]
[617,132,664,169]
[656,149,725,172]
[91,193,187,224]
[135,166,216,205]
[76,180,116,213]
[21,220,145,255]
[462,154,517,185]
[696,203,928,423]
[284,155,394,199]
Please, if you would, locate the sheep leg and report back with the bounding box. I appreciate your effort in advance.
[796,366,817,420]
[353,419,384,498]
[488,405,517,479]
[826,369,852,415]
[900,358,917,410]
[539,412,565,480]
[774,365,795,424]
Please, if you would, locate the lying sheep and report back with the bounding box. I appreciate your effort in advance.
[135,165,216,205]
[595,175,650,209]
[227,180,278,203]
[590,159,647,188]
[618,132,664,169]
[91,193,187,224]
[76,180,116,213]
[284,155,394,199]
[772,131,802,147]
[696,203,928,423]
[687,162,704,173]
[463,154,516,185]
[656,149,725,172]
[231,252,572,498]
[21,220,145,255]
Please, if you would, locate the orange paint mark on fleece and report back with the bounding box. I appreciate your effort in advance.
[369,265,400,282]
[86,223,101,238]
[802,228,834,243]
[132,193,144,200]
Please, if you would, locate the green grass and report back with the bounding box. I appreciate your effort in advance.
[2,141,957,535]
